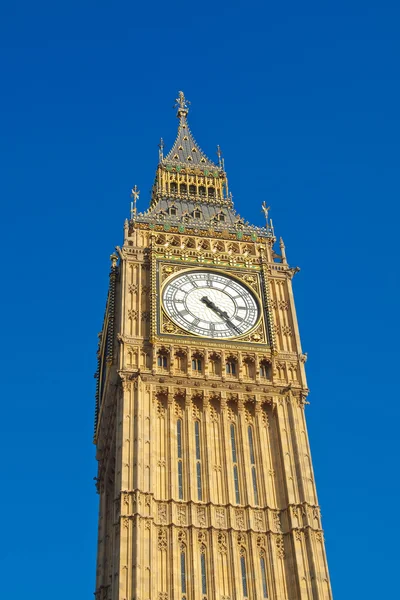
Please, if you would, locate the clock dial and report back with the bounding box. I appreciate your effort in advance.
[162,270,259,339]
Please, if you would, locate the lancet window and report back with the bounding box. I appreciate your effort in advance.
[209,353,221,375]
[157,353,168,369]
[177,419,183,500]
[231,424,240,503]
[260,360,272,380]
[226,359,237,376]
[248,426,259,505]
[200,551,207,596]
[181,550,187,598]
[260,556,269,598]
[192,355,202,372]
[195,421,202,500]
[240,555,248,597]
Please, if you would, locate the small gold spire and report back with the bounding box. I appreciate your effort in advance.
[261,201,271,225]
[216,145,222,168]
[158,138,164,161]
[279,236,288,264]
[174,91,190,118]
[130,185,140,219]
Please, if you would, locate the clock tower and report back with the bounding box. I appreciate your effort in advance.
[94,92,332,600]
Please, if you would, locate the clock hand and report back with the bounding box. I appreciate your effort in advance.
[201,296,241,334]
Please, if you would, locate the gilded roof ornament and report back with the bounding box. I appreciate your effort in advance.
[174,91,191,117]
[130,185,140,219]
[164,91,217,169]
[261,202,271,225]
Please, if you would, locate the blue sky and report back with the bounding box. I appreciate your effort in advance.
[1,1,399,598]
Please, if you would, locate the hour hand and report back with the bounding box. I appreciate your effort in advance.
[201,296,218,311]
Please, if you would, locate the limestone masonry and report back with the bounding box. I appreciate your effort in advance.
[93,92,332,600]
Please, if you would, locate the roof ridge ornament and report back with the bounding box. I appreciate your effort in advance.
[174,91,190,118]
[130,185,140,219]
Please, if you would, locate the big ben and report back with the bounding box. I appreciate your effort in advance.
[94,92,332,600]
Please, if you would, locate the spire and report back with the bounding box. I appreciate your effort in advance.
[164,91,218,169]
[174,91,190,119]
[132,93,273,242]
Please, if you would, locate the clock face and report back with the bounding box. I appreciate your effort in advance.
[162,270,259,339]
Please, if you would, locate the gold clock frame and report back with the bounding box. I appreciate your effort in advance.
[160,266,262,341]
[154,261,269,345]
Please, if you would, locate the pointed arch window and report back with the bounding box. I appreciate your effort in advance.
[195,421,202,500]
[192,355,202,372]
[226,359,237,376]
[231,424,240,503]
[181,550,187,595]
[240,555,248,597]
[260,360,272,380]
[200,552,207,595]
[177,419,183,499]
[260,556,269,598]
[248,426,259,505]
[157,354,168,369]
[170,182,178,193]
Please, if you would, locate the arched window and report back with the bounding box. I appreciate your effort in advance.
[193,209,201,219]
[177,419,183,500]
[243,357,255,379]
[248,426,259,505]
[260,556,269,598]
[195,421,202,501]
[180,550,187,595]
[192,355,202,372]
[240,555,248,597]
[170,182,178,193]
[260,360,272,380]
[208,186,215,198]
[157,354,168,369]
[169,206,177,216]
[231,424,240,503]
[226,359,237,376]
[189,184,196,195]
[199,185,206,196]
[200,552,207,595]
[175,351,186,372]
[209,353,221,376]
[180,183,187,194]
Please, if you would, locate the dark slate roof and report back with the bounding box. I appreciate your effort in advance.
[135,196,273,239]
[163,113,218,169]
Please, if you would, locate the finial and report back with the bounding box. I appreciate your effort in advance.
[158,138,164,161]
[216,145,223,168]
[261,201,271,226]
[280,237,287,264]
[174,91,190,118]
[110,253,118,268]
[130,185,140,219]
